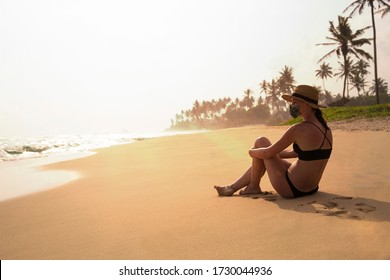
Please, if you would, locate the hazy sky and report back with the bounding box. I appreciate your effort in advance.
[1,0,389,137]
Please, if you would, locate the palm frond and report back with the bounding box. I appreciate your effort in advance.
[343,0,366,16]
[317,49,337,62]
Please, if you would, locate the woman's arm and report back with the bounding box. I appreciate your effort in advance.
[279,149,297,159]
[249,125,298,159]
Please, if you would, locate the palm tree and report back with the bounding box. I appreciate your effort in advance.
[369,77,388,95]
[259,80,267,92]
[317,16,372,99]
[344,0,390,104]
[241,89,255,110]
[349,68,366,96]
[315,62,333,92]
[277,66,295,112]
[259,80,268,102]
[192,100,201,123]
[278,65,296,95]
[335,57,355,98]
[265,79,280,114]
[323,90,334,105]
[352,59,371,95]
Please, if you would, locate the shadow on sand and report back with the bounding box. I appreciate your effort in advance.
[237,191,390,222]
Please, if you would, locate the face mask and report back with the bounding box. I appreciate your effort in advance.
[289,104,300,118]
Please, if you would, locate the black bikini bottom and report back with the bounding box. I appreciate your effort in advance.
[285,171,318,198]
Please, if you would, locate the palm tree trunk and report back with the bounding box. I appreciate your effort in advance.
[342,56,347,99]
[370,4,380,104]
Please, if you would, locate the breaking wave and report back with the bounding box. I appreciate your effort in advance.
[0,133,137,162]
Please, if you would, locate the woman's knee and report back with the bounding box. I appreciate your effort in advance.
[254,136,271,148]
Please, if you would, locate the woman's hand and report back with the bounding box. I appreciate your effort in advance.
[249,148,265,158]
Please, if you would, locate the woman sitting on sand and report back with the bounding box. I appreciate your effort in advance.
[214,85,333,198]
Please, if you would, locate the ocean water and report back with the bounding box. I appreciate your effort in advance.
[0,133,137,162]
[0,130,206,201]
[0,130,208,162]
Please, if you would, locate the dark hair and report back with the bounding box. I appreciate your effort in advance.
[314,108,329,130]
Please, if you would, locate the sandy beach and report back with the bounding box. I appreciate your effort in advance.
[0,123,389,260]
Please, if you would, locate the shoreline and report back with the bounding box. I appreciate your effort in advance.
[0,130,208,202]
[0,153,92,202]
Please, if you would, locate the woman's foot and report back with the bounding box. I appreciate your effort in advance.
[214,185,235,196]
[239,186,262,195]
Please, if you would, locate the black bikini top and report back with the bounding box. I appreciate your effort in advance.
[293,122,332,161]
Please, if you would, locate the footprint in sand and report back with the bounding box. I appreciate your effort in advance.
[325,211,361,220]
[306,200,361,219]
[318,201,338,210]
[245,193,378,221]
[307,197,377,220]
[264,197,278,202]
[306,200,337,210]
[355,203,376,213]
[333,196,353,200]
[243,191,279,201]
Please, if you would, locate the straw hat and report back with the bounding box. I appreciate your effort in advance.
[282,85,326,108]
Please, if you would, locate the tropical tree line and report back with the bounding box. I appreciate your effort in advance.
[171,66,296,130]
[170,0,390,130]
[170,64,388,130]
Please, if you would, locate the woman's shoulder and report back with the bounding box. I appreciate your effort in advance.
[290,121,329,140]
[290,121,314,131]
[298,120,331,133]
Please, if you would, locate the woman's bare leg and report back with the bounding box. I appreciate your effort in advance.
[229,167,252,191]
[214,165,258,195]
[257,139,294,198]
[214,137,267,196]
[238,159,264,195]
[263,157,294,198]
[239,137,268,195]
[215,135,295,198]
[214,167,251,196]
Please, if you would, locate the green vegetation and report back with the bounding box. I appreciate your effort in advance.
[283,104,390,126]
